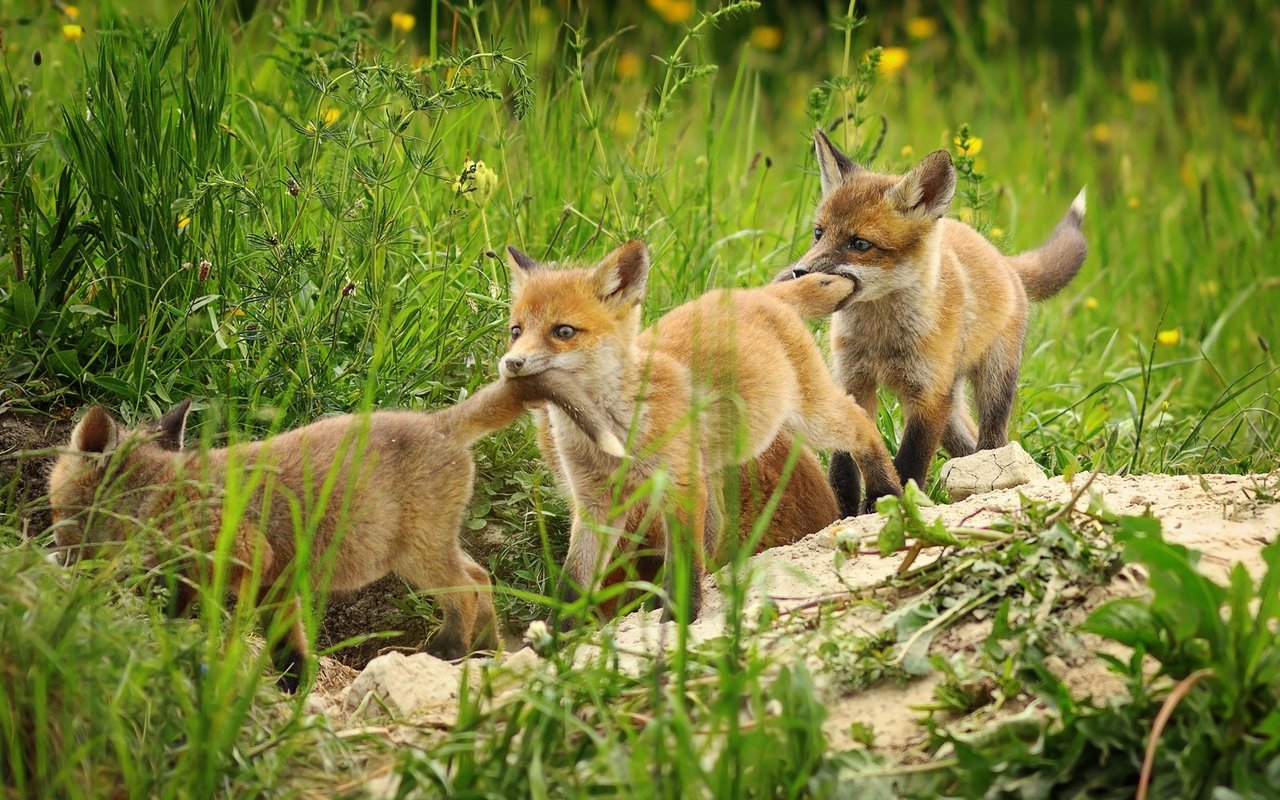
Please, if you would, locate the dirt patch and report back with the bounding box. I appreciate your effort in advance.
[314,472,1280,763]
[0,409,75,538]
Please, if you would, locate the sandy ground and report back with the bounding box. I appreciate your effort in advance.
[316,471,1280,761]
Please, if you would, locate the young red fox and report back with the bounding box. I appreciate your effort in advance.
[777,131,1087,515]
[500,240,899,624]
[47,377,610,690]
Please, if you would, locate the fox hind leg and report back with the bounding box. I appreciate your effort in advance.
[941,381,978,458]
[973,336,1024,451]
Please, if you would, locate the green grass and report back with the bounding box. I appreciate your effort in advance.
[1,0,1278,796]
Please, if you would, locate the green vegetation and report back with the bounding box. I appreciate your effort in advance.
[1,0,1277,796]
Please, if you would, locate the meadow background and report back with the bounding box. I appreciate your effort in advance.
[1,0,1278,796]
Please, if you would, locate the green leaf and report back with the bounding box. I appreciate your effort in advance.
[9,281,37,327]
[1081,598,1157,650]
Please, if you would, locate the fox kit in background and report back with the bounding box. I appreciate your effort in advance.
[777,131,1087,516]
[47,377,610,690]
[500,240,898,624]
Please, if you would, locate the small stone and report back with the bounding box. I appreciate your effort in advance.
[940,442,1048,502]
[344,651,461,720]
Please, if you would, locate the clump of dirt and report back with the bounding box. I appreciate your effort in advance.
[318,575,439,668]
[0,410,75,538]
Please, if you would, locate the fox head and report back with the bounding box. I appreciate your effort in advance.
[500,239,649,387]
[47,400,190,565]
[781,130,956,301]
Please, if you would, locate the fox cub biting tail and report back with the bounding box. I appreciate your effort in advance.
[48,377,610,690]
[777,131,1087,516]
[500,240,899,624]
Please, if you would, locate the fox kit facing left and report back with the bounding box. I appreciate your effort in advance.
[778,131,1087,515]
[47,377,606,690]
[500,240,899,625]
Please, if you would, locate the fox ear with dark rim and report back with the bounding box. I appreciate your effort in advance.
[814,129,861,197]
[886,149,956,220]
[154,399,192,451]
[71,406,119,456]
[591,239,650,306]
[506,246,541,291]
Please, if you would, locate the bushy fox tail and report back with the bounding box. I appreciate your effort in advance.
[448,376,625,457]
[1010,189,1088,301]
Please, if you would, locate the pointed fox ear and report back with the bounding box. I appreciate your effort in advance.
[886,150,956,220]
[154,399,192,451]
[814,129,861,197]
[590,239,650,306]
[506,246,541,292]
[71,406,120,456]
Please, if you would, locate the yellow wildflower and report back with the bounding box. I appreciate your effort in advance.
[1085,297,1099,310]
[750,26,783,51]
[900,144,914,158]
[616,51,642,80]
[1129,80,1158,105]
[530,6,551,25]
[1156,329,1180,346]
[612,110,637,137]
[877,47,908,77]
[990,226,1004,240]
[451,159,499,205]
[906,17,938,41]
[231,308,246,317]
[390,12,416,33]
[1198,280,1219,297]
[953,134,983,157]
[177,215,191,230]
[695,154,708,167]
[648,0,694,24]
[64,5,80,20]
[1090,123,1111,144]
[62,24,83,42]
[1127,196,1141,209]
[322,108,340,126]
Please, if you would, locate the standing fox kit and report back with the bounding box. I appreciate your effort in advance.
[47,378,600,690]
[500,240,899,623]
[778,131,1087,515]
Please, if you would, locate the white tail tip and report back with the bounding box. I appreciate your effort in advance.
[1070,187,1087,218]
[599,431,626,459]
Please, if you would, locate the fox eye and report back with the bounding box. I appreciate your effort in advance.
[552,324,577,341]
[510,325,522,340]
[848,236,874,252]
[813,226,824,242]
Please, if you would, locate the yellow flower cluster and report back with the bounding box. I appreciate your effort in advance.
[878,47,908,77]
[390,12,416,34]
[452,159,499,205]
[63,24,83,42]
[906,17,938,41]
[647,0,694,25]
[750,26,783,51]
[953,134,983,157]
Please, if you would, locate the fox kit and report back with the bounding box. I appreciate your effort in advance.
[47,377,608,690]
[500,240,898,624]
[777,131,1087,515]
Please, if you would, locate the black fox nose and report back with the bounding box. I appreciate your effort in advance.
[503,355,525,375]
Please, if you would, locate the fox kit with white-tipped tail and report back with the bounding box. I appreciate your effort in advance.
[500,240,899,625]
[47,376,605,690]
[777,131,1087,515]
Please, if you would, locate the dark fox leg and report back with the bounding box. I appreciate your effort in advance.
[973,331,1025,451]
[257,588,309,693]
[828,372,880,516]
[894,391,954,491]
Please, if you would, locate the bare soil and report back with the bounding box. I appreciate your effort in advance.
[314,471,1280,764]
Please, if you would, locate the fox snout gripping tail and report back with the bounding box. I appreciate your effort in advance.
[777,130,1087,516]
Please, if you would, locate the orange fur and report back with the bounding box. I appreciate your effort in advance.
[501,240,897,625]
[47,378,566,689]
[778,131,1086,513]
